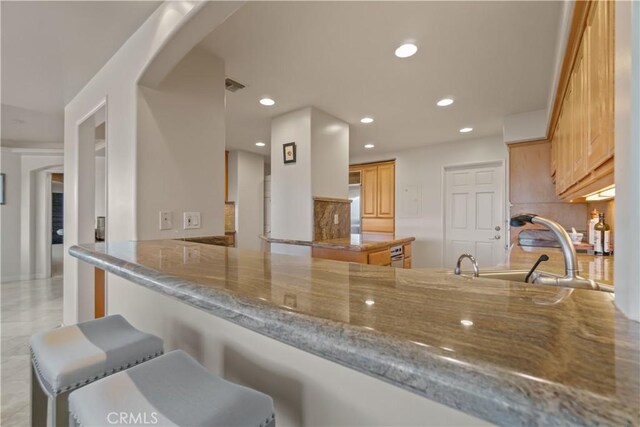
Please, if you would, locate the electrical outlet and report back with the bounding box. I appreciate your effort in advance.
[334,214,339,225]
[183,212,201,229]
[159,211,173,230]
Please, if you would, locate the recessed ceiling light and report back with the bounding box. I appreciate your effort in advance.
[437,98,454,107]
[360,117,374,124]
[364,144,375,149]
[459,127,473,133]
[259,98,275,106]
[255,142,266,147]
[460,319,474,327]
[365,299,375,306]
[395,43,418,58]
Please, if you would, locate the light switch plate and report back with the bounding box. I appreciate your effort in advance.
[159,211,173,230]
[183,212,201,229]
[334,214,339,225]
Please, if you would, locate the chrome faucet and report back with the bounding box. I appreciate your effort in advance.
[510,214,598,290]
[454,254,479,277]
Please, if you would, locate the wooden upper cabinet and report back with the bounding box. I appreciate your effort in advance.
[550,0,614,200]
[572,42,588,184]
[361,166,378,217]
[351,160,396,233]
[550,138,557,177]
[586,0,613,171]
[606,0,615,158]
[555,100,568,195]
[377,163,395,218]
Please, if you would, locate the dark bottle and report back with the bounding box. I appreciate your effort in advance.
[593,213,611,256]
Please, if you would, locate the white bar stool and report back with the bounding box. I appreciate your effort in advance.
[69,350,276,427]
[29,314,164,426]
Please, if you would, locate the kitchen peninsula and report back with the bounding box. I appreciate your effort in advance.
[70,240,639,427]
[261,233,415,267]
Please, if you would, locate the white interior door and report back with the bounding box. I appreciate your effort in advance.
[444,162,505,269]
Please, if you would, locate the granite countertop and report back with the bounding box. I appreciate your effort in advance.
[70,240,639,426]
[261,233,415,252]
[176,235,233,246]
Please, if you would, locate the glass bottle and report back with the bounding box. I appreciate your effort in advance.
[588,209,599,245]
[593,213,611,256]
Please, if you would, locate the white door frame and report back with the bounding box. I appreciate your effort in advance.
[66,97,108,322]
[441,160,508,268]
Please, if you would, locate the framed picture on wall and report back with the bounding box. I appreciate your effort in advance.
[0,173,5,205]
[283,142,296,164]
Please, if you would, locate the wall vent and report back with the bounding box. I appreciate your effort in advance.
[225,78,245,92]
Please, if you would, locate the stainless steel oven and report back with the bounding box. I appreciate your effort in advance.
[390,245,404,268]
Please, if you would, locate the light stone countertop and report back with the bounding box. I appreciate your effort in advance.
[70,240,639,426]
[260,233,415,252]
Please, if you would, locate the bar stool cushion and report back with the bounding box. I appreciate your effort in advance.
[68,350,275,427]
[30,314,163,395]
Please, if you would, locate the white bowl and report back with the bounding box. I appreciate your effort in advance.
[570,233,584,243]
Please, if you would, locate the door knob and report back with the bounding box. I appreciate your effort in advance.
[495,226,501,231]
[494,234,501,240]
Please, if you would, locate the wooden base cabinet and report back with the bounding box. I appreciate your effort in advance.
[311,242,412,269]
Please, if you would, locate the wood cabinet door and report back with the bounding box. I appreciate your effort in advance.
[377,163,395,218]
[555,105,567,194]
[572,41,588,184]
[403,257,412,269]
[586,0,610,170]
[606,0,615,157]
[368,249,391,266]
[550,138,557,177]
[361,166,378,217]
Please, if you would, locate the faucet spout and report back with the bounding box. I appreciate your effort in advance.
[510,214,599,290]
[454,254,479,278]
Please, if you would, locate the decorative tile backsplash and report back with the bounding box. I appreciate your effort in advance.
[314,197,351,241]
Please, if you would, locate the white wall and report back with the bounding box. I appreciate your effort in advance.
[546,1,574,127]
[614,0,640,322]
[20,154,64,278]
[137,47,226,240]
[0,148,65,282]
[351,136,508,268]
[311,109,349,199]
[503,109,547,144]
[0,150,22,282]
[271,108,313,242]
[63,2,242,324]
[270,106,350,251]
[228,150,265,251]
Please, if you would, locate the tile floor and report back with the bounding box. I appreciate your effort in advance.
[1,277,63,426]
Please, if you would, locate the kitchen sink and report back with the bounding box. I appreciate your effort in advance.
[449,269,555,282]
[451,269,614,293]
[473,270,540,282]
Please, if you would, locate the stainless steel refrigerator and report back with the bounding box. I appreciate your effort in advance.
[349,184,361,234]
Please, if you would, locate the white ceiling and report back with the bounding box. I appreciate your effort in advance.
[1,1,160,145]
[201,1,563,156]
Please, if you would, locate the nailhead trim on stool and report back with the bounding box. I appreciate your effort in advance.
[30,314,164,396]
[29,314,164,426]
[68,350,276,427]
